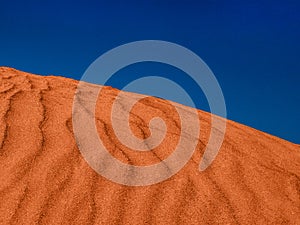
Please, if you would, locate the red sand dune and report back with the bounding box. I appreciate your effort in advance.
[0,67,299,224]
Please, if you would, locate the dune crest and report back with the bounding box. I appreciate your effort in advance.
[0,67,299,224]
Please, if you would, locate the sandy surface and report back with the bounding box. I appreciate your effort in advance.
[0,67,299,224]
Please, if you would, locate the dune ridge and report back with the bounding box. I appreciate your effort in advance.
[0,67,299,224]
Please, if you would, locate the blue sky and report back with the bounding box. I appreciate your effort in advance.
[0,0,299,143]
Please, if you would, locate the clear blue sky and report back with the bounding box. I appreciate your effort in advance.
[0,0,299,143]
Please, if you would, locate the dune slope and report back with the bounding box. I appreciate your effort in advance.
[0,67,299,225]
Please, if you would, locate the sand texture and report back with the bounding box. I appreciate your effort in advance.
[0,67,299,224]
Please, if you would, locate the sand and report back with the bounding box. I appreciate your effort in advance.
[0,67,299,224]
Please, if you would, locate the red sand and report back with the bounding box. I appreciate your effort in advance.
[0,67,299,224]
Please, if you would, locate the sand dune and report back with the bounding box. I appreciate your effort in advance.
[0,67,299,224]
